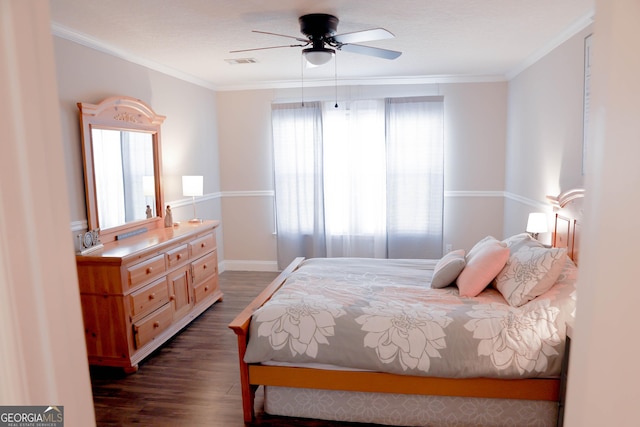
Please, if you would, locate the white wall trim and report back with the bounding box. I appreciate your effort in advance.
[216,74,507,92]
[166,192,222,209]
[444,190,550,211]
[221,190,275,198]
[51,22,218,91]
[444,190,505,198]
[51,22,507,91]
[70,190,550,230]
[504,191,552,212]
[53,10,594,90]
[70,220,88,232]
[505,11,594,80]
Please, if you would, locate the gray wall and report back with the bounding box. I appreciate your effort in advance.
[504,26,591,244]
[54,36,225,260]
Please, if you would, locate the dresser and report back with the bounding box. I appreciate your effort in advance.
[76,220,222,372]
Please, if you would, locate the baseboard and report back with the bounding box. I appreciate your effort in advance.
[220,260,280,272]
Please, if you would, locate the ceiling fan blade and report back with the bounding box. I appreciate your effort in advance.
[332,28,394,44]
[252,30,308,43]
[339,43,402,60]
[230,43,307,54]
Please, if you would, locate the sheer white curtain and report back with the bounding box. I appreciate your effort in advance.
[272,102,327,267]
[93,129,126,229]
[322,100,387,258]
[122,131,155,222]
[272,96,444,268]
[386,97,444,258]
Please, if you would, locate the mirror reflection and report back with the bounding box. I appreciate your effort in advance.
[92,128,156,229]
[78,95,165,242]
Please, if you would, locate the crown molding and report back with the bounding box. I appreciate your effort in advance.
[51,22,218,91]
[53,10,594,91]
[51,21,507,91]
[505,11,594,80]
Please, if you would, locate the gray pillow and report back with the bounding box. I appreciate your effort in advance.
[431,249,466,289]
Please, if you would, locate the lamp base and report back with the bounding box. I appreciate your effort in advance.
[188,218,203,224]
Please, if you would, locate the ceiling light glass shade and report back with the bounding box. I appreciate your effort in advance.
[302,47,335,66]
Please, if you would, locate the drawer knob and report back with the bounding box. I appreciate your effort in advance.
[176,254,182,260]
[201,242,206,248]
[169,295,175,301]
[149,293,155,300]
[153,321,160,328]
[146,267,153,274]
[203,264,208,270]
[204,286,209,291]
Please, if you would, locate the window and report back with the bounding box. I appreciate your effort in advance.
[272,97,444,268]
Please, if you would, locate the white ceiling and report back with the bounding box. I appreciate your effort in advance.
[49,0,594,90]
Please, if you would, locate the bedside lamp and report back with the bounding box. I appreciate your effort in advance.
[182,175,203,223]
[526,212,548,240]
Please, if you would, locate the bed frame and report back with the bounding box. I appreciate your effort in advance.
[229,188,584,424]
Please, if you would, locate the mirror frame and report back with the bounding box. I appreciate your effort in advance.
[78,96,166,243]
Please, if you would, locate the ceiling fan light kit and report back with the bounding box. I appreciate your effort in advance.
[230,13,402,66]
[303,46,335,66]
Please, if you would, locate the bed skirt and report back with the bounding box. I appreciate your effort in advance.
[264,386,558,427]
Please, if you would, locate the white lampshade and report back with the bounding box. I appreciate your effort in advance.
[302,47,335,66]
[182,175,203,197]
[143,175,155,196]
[526,212,548,234]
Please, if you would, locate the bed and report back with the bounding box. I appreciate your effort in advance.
[229,189,583,427]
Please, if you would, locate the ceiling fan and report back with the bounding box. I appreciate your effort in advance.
[230,13,402,66]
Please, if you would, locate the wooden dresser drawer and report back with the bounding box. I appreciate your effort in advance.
[191,250,217,285]
[129,277,169,319]
[189,233,216,259]
[128,254,166,289]
[76,220,222,371]
[166,244,189,269]
[133,303,173,349]
[194,275,219,304]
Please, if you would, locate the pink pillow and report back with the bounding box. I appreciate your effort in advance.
[457,241,509,297]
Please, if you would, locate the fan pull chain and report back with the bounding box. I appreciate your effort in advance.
[301,54,305,107]
[334,54,338,108]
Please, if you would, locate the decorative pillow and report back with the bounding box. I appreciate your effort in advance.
[495,246,568,307]
[431,249,466,289]
[502,233,544,254]
[466,236,500,263]
[457,241,509,297]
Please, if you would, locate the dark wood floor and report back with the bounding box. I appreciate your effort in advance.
[90,270,383,427]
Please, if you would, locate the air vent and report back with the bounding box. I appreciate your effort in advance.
[225,58,258,65]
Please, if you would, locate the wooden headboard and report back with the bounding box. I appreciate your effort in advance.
[547,188,585,265]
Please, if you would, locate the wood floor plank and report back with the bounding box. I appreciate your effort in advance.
[90,270,380,427]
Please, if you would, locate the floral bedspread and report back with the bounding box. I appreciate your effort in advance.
[244,257,577,379]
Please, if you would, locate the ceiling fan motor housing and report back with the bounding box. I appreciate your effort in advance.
[299,13,339,40]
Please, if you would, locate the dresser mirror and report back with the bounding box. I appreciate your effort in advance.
[78,96,166,243]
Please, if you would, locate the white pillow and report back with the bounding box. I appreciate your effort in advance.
[495,246,568,307]
[431,249,466,289]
